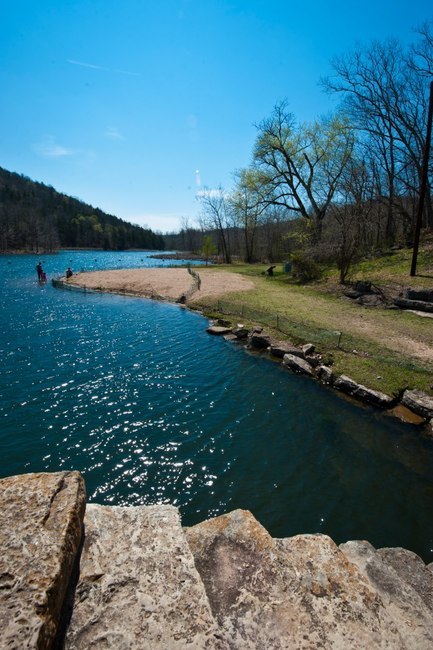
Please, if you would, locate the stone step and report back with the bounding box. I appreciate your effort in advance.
[65,504,223,649]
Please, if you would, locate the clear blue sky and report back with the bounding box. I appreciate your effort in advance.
[1,0,431,233]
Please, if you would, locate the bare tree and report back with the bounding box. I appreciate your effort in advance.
[323,37,432,234]
[197,187,232,263]
[252,102,354,239]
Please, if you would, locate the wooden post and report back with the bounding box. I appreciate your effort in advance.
[410,80,433,277]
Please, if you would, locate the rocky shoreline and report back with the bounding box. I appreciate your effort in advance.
[207,320,433,433]
[53,275,433,433]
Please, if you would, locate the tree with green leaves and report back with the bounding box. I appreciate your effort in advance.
[229,169,267,263]
[252,102,354,239]
[200,234,217,265]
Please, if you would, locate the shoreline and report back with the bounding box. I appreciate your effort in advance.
[54,269,433,433]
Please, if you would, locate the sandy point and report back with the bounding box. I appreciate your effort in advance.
[67,267,255,303]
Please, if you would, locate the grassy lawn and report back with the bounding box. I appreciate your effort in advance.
[193,245,433,398]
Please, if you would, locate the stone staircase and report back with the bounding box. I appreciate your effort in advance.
[1,471,433,649]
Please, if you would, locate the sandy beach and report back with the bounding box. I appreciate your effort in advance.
[67,267,255,303]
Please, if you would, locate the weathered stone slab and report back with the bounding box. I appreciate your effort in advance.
[0,471,86,650]
[340,541,433,649]
[401,389,433,419]
[270,341,300,358]
[334,374,394,408]
[186,509,408,649]
[282,353,314,375]
[302,343,315,355]
[66,504,222,649]
[206,325,232,335]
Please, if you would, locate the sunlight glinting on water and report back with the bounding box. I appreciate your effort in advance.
[1,250,433,561]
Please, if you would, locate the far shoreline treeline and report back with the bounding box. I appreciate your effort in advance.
[0,167,165,252]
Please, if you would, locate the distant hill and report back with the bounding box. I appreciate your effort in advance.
[0,167,165,252]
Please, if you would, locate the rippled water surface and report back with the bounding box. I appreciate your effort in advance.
[1,250,433,561]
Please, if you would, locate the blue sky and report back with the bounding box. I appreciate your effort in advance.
[1,1,432,233]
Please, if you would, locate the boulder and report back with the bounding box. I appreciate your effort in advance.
[317,364,334,385]
[302,343,315,356]
[401,389,433,420]
[282,353,314,376]
[206,326,232,335]
[0,471,86,650]
[270,341,300,359]
[354,280,373,293]
[356,294,384,307]
[344,288,362,299]
[334,375,394,408]
[248,332,272,349]
[232,327,249,339]
[66,504,221,649]
[216,318,232,327]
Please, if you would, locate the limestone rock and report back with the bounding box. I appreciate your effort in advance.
[302,343,315,355]
[0,471,86,650]
[270,341,300,359]
[186,509,407,649]
[206,325,232,335]
[401,389,433,419]
[334,374,394,408]
[282,353,314,376]
[340,541,433,649]
[66,504,222,649]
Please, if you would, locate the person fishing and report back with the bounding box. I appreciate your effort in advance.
[36,262,43,280]
[66,267,73,279]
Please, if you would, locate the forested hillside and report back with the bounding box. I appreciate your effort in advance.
[0,167,164,252]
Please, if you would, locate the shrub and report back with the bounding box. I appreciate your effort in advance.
[290,250,323,281]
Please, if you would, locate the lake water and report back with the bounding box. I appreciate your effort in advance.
[1,250,433,562]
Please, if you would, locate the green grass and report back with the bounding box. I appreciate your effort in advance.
[194,247,433,397]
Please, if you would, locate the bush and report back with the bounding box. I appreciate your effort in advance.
[290,251,323,281]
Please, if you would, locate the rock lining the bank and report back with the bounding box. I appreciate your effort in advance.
[207,320,432,431]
